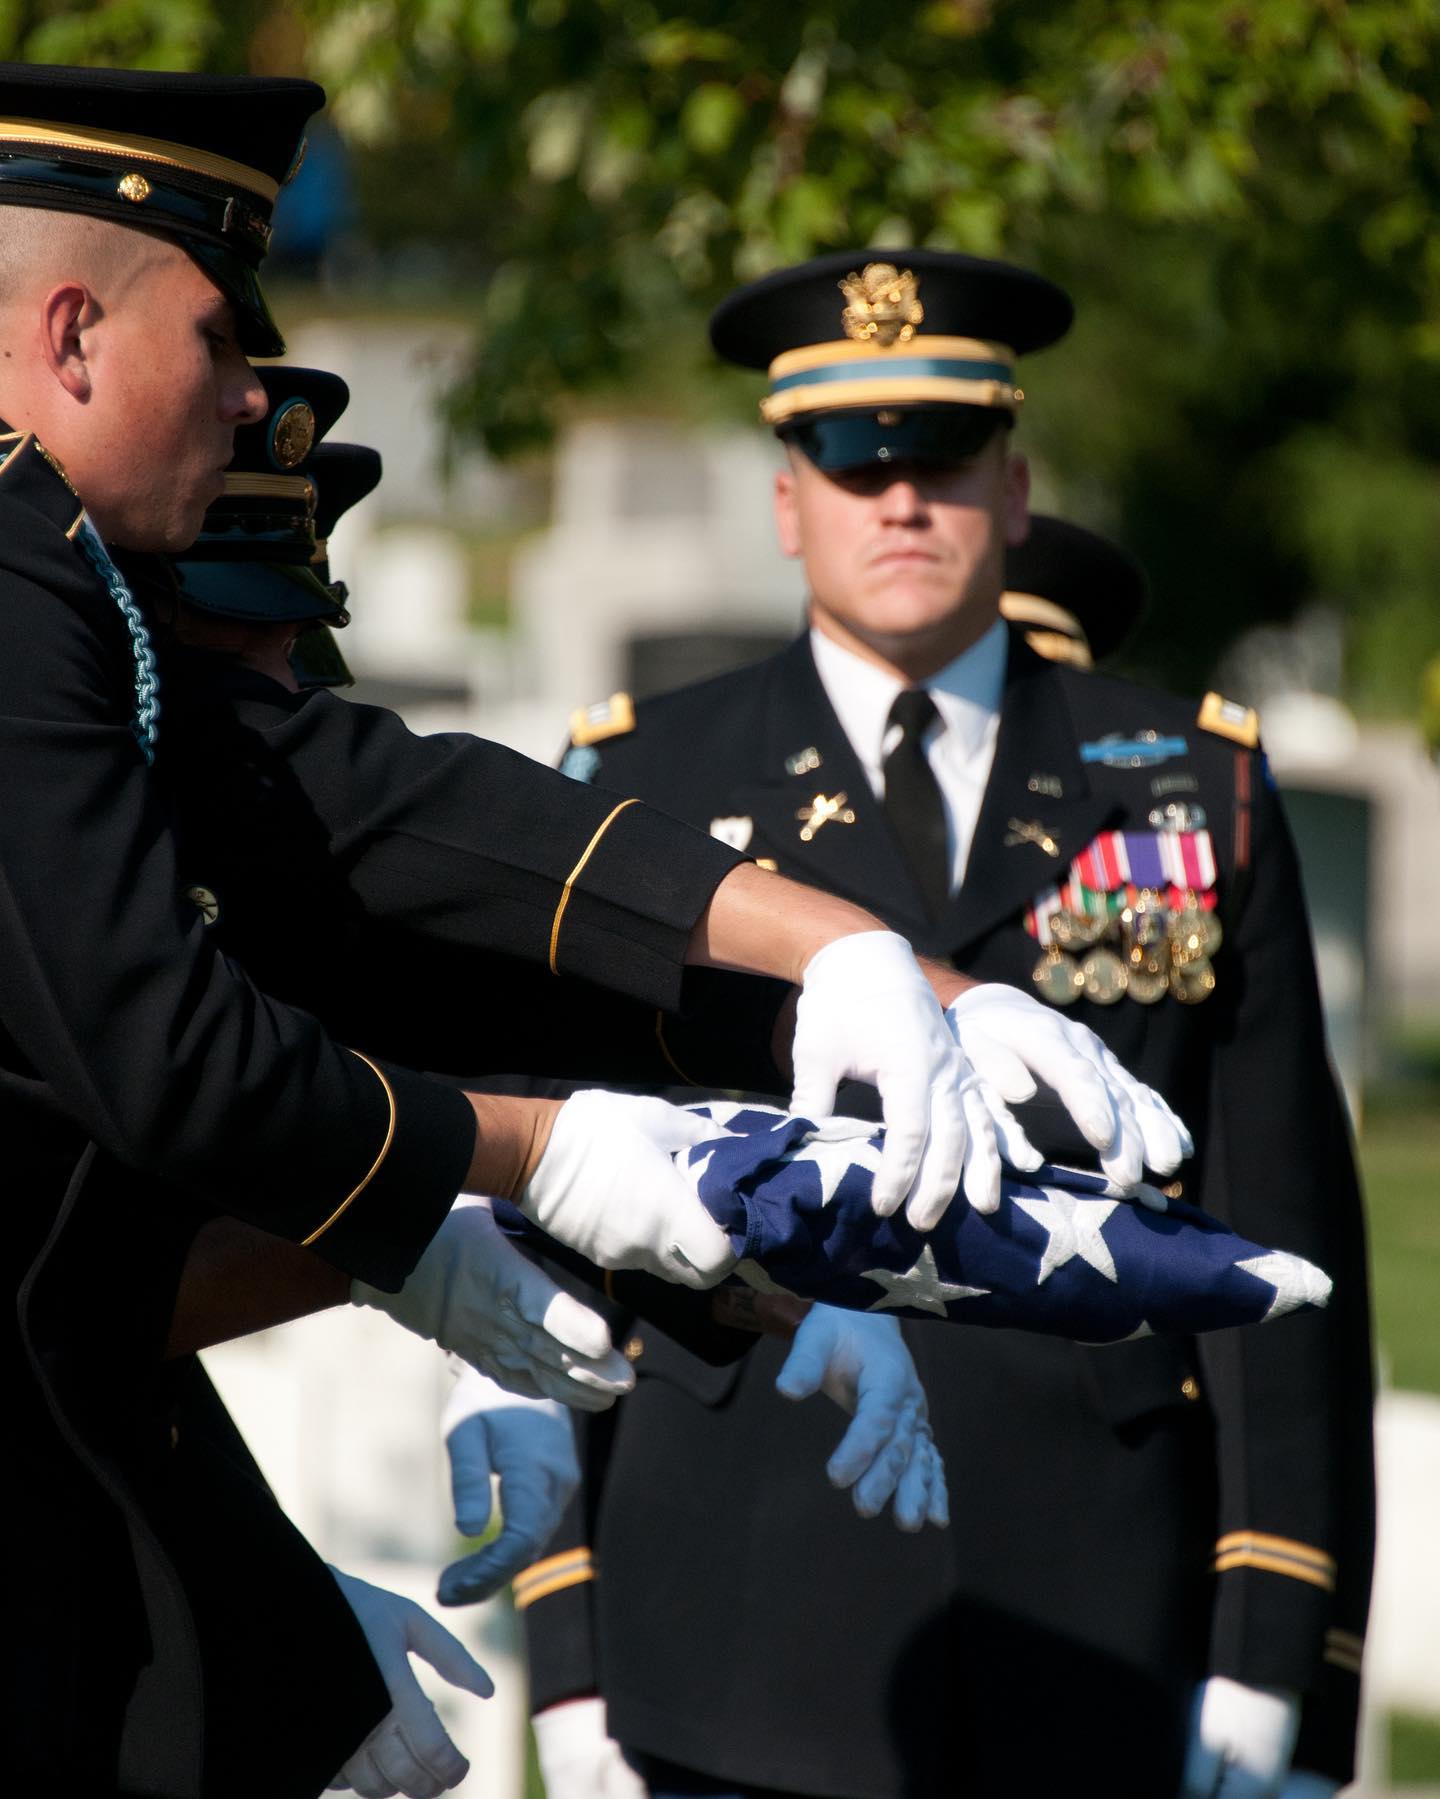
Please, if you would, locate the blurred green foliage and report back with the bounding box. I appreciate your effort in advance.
[4,1,1437,703]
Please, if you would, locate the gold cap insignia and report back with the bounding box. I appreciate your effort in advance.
[270,399,316,470]
[117,172,152,204]
[839,263,924,348]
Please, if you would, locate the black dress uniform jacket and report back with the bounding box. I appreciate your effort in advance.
[2,432,752,1797]
[522,630,1375,1797]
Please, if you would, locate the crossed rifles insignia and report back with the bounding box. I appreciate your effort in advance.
[797,791,857,843]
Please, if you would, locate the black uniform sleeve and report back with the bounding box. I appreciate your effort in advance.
[1193,753,1375,1773]
[219,682,746,1012]
[520,1408,619,1714]
[0,558,473,1289]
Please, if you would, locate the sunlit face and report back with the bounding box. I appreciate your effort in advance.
[774,430,1030,678]
[71,246,266,551]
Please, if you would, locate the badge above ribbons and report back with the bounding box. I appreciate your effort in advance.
[1025,829,1222,1008]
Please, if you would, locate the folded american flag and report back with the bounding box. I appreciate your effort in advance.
[680,1102,1331,1340]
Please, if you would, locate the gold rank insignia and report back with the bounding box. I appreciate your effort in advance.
[1197,690,1260,747]
[797,791,856,841]
[568,692,636,747]
[839,264,924,347]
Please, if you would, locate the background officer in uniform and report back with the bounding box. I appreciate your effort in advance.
[518,250,1374,1799]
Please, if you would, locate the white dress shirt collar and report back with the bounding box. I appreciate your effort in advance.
[809,616,1009,795]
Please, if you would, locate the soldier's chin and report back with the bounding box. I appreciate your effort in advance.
[149,488,219,554]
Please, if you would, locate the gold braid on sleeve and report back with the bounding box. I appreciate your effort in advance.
[300,1050,398,1246]
[548,797,641,974]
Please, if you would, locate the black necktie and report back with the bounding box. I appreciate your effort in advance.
[883,687,951,921]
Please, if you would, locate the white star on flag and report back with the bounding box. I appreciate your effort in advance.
[862,1244,990,1317]
[1235,1251,1333,1319]
[789,1124,885,1208]
[1012,1189,1121,1285]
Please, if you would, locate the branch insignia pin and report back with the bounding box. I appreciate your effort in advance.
[1004,817,1062,858]
[797,791,857,842]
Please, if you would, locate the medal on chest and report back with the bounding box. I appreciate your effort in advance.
[1024,828,1222,1008]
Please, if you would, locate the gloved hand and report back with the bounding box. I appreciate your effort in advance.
[533,1696,648,1799]
[1276,1776,1339,1798]
[1180,1675,1301,1798]
[775,1303,948,1532]
[520,1091,735,1288]
[353,1197,635,1410]
[437,1360,580,1606]
[946,984,1193,1197]
[791,931,969,1228]
[327,1567,493,1799]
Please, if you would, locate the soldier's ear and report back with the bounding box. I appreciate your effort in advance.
[1002,449,1030,547]
[774,466,802,559]
[40,281,95,401]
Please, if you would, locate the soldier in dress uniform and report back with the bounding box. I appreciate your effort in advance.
[2,71,1046,1793]
[518,251,1374,1799]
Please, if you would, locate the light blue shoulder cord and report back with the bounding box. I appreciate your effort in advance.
[75,517,160,765]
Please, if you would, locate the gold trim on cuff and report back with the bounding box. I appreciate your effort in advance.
[513,1547,595,1610]
[1213,1530,1336,1572]
[1212,1548,1336,1592]
[654,1010,701,1086]
[548,797,641,975]
[300,1051,397,1246]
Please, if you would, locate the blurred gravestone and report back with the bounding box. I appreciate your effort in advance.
[1278,785,1372,1124]
[627,627,793,699]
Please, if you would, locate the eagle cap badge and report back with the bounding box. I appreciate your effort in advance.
[840,263,924,348]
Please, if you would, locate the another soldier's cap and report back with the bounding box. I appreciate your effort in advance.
[173,365,351,625]
[0,62,323,356]
[711,248,1072,472]
[1001,515,1148,667]
[287,442,383,688]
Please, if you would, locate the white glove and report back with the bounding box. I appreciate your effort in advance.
[1181,1676,1301,1799]
[353,1197,635,1411]
[520,1091,735,1288]
[533,1697,648,1799]
[791,931,969,1228]
[327,1567,492,1799]
[1276,1777,1339,1798]
[946,983,1193,1195]
[774,1304,948,1532]
[437,1361,580,1606]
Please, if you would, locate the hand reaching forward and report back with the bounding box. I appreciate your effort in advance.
[519,1091,735,1287]
[437,1362,580,1606]
[775,1303,948,1532]
[791,931,970,1228]
[945,983,1193,1208]
[353,1197,635,1410]
[327,1568,492,1799]
[1180,1676,1301,1799]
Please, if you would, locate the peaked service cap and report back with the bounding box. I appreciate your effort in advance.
[0,62,323,355]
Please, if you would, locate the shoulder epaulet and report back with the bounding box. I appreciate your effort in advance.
[1197,690,1260,748]
[568,691,636,748]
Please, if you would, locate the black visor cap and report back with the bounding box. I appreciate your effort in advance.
[173,557,342,624]
[781,406,1008,474]
[182,236,284,356]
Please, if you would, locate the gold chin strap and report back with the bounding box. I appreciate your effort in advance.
[0,116,279,202]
